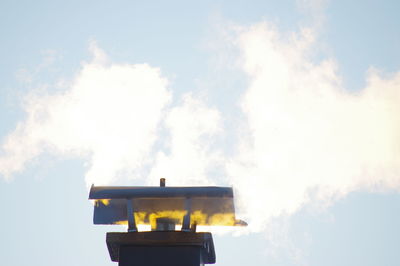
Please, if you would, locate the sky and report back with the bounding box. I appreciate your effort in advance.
[1,0,400,265]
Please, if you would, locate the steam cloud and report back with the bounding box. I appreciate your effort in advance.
[1,23,400,233]
[228,23,400,231]
[0,42,171,186]
[149,94,223,186]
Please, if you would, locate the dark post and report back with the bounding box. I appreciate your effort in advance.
[160,178,166,187]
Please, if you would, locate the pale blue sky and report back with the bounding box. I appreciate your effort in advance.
[1,1,400,266]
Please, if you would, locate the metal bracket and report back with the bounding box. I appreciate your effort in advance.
[181,197,192,232]
[127,199,137,232]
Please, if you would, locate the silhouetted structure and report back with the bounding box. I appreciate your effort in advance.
[89,179,246,266]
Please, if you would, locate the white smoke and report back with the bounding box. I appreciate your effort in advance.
[227,22,400,231]
[149,93,223,186]
[1,21,400,237]
[0,42,171,186]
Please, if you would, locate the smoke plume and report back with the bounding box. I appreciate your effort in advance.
[1,23,400,234]
[0,43,171,186]
[227,22,400,231]
[149,93,223,186]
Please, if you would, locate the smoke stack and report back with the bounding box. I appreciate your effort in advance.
[89,180,246,266]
